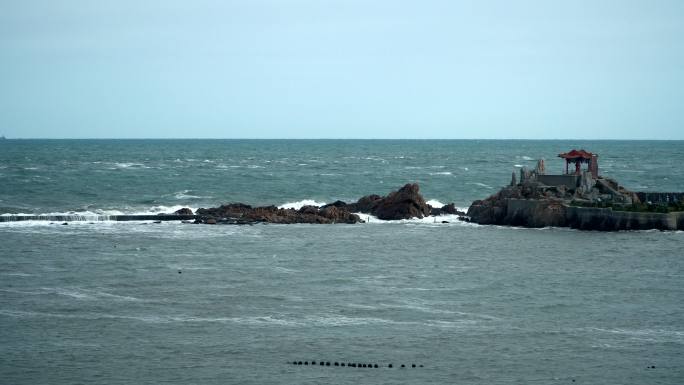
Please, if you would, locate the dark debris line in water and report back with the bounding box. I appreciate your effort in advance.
[290,360,423,368]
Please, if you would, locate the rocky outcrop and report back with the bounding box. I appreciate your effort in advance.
[467,178,684,231]
[369,183,432,220]
[174,207,194,215]
[431,203,466,217]
[322,183,460,220]
[195,183,459,224]
[468,197,567,227]
[195,203,361,224]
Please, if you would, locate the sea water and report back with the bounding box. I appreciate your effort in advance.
[1,140,682,384]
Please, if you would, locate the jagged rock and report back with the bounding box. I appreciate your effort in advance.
[372,183,431,220]
[174,207,194,215]
[319,205,360,223]
[196,202,360,224]
[349,194,382,213]
[430,203,465,216]
[321,200,348,209]
[438,203,464,215]
[348,183,432,220]
[298,205,319,215]
[195,183,457,224]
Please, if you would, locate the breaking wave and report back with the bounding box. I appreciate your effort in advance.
[277,200,327,210]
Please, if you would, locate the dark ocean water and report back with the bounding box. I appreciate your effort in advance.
[1,140,683,384]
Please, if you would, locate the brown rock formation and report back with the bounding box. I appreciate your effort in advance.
[174,207,194,215]
[466,174,684,230]
[195,203,361,224]
[195,183,458,224]
[329,183,438,220]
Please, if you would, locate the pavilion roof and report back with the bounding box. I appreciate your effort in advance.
[558,149,595,160]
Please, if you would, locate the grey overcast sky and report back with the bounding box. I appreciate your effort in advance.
[1,1,683,139]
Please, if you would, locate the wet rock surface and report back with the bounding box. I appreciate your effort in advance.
[195,183,459,224]
[173,207,194,215]
[195,203,361,225]
[326,183,464,220]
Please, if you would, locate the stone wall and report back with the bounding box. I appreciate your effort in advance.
[537,175,580,189]
[489,199,684,230]
[565,206,683,231]
[636,192,684,204]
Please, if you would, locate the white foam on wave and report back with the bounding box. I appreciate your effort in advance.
[304,315,401,326]
[51,288,93,300]
[1,205,199,217]
[0,308,486,329]
[0,205,200,226]
[521,156,534,161]
[350,301,459,315]
[173,190,208,200]
[110,162,150,169]
[585,327,684,340]
[0,309,302,326]
[1,211,117,221]
[121,205,200,216]
[2,286,145,302]
[358,212,472,226]
[467,182,492,189]
[278,200,327,210]
[429,171,452,176]
[0,272,34,277]
[426,199,445,207]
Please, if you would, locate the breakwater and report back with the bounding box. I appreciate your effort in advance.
[472,198,684,231]
[0,214,197,223]
[636,192,684,204]
[466,153,684,231]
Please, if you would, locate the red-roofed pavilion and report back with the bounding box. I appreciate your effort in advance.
[558,149,599,177]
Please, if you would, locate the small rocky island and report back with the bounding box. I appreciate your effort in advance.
[467,150,684,231]
[191,183,463,224]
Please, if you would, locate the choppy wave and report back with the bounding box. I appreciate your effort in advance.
[584,327,684,341]
[467,182,492,189]
[0,287,144,302]
[426,199,445,207]
[109,162,152,169]
[1,198,472,227]
[0,309,481,329]
[1,205,198,218]
[0,205,199,225]
[278,200,327,210]
[359,212,471,226]
[173,190,209,200]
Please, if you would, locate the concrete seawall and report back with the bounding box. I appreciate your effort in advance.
[499,199,684,231]
[565,206,683,231]
[636,192,684,204]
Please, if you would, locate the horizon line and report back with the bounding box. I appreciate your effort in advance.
[2,137,683,141]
